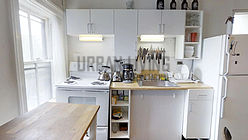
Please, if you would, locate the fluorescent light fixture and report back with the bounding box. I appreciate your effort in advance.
[79,34,103,42]
[140,35,165,42]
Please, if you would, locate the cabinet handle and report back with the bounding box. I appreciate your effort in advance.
[87,23,90,33]
[84,90,108,93]
[91,23,94,34]
[198,94,208,96]
[159,24,162,34]
[189,103,193,112]
[163,24,165,34]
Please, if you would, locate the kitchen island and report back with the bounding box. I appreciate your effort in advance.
[0,102,99,140]
[110,81,213,139]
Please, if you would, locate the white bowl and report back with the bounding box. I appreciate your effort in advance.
[185,46,194,50]
[185,50,194,58]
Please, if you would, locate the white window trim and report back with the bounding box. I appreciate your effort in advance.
[20,9,50,62]
[20,9,53,111]
[10,0,60,114]
[11,0,67,114]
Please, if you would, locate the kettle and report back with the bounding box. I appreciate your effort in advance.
[98,66,110,81]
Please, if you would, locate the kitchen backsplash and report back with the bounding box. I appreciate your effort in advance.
[68,36,192,73]
[68,35,115,63]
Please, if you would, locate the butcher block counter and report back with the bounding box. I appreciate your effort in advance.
[110,81,212,90]
[0,102,99,140]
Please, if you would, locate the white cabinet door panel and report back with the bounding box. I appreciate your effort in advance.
[96,127,108,140]
[115,10,137,59]
[183,89,213,139]
[66,9,90,35]
[186,100,213,138]
[138,10,162,35]
[91,9,114,34]
[162,11,186,35]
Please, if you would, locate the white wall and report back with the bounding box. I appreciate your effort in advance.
[68,36,192,73]
[66,0,248,38]
[68,35,115,64]
[0,0,20,125]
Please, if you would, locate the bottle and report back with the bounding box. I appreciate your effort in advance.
[181,0,188,10]
[192,0,199,10]
[157,0,164,10]
[170,0,177,10]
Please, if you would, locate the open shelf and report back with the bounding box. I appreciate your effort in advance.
[183,57,200,60]
[110,90,131,139]
[112,100,129,106]
[112,114,128,123]
[185,26,201,29]
[184,42,199,45]
[111,131,129,139]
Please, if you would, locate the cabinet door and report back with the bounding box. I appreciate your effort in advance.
[183,89,213,139]
[186,100,213,138]
[115,10,137,59]
[162,11,186,35]
[138,10,162,35]
[90,9,114,34]
[66,9,90,35]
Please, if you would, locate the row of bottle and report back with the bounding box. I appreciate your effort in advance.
[157,0,199,10]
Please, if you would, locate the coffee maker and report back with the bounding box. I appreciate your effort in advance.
[122,64,134,83]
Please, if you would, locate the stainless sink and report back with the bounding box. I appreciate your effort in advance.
[138,80,178,87]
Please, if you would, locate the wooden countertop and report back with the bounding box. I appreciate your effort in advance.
[0,102,100,140]
[111,81,212,90]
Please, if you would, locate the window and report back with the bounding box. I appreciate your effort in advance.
[19,10,52,111]
[232,12,248,34]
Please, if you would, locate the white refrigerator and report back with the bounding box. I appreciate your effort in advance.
[194,34,248,140]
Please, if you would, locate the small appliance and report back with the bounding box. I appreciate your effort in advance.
[98,66,111,81]
[122,64,134,83]
[112,60,122,82]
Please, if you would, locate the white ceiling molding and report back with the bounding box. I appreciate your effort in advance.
[19,0,64,19]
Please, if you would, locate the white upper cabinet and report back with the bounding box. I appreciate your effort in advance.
[162,11,186,35]
[66,9,90,35]
[66,9,114,35]
[138,10,162,35]
[114,10,137,59]
[138,10,186,35]
[91,9,114,34]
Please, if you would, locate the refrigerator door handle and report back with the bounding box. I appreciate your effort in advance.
[224,37,230,76]
[220,76,228,118]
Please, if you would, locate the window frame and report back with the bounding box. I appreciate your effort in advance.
[19,8,53,111]
[19,9,51,63]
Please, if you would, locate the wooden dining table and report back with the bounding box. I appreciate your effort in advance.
[0,102,99,140]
